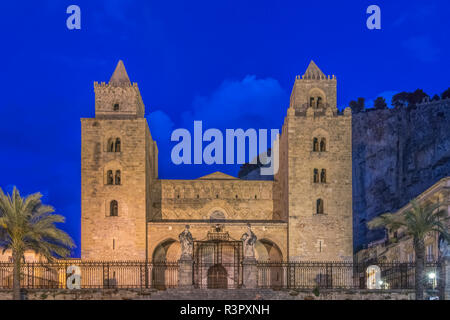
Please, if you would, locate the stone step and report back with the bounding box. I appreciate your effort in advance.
[146,288,291,300]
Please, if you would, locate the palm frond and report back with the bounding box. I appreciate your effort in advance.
[0,186,75,260]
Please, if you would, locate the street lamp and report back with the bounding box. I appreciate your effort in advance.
[428,272,436,290]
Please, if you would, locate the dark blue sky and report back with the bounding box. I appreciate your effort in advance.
[0,0,448,256]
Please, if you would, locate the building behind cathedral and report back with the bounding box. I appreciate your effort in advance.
[80,60,353,263]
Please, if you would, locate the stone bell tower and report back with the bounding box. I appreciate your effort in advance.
[81,60,158,260]
[275,60,353,261]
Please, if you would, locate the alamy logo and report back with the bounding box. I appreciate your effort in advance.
[366,5,381,30]
[66,265,81,289]
[171,121,279,175]
[66,5,81,30]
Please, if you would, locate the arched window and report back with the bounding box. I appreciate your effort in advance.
[107,170,114,185]
[313,169,319,183]
[113,103,120,111]
[107,139,115,152]
[313,138,319,152]
[309,97,314,107]
[115,170,121,185]
[320,169,326,183]
[115,138,121,152]
[316,199,324,214]
[110,200,118,216]
[320,138,326,152]
[210,211,225,221]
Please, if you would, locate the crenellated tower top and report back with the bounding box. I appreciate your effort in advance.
[93,60,145,119]
[289,60,339,116]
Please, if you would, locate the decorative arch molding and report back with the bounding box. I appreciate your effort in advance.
[311,127,330,142]
[308,87,327,106]
[152,238,180,262]
[255,238,283,261]
[205,205,229,221]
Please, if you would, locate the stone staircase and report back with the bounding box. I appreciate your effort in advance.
[145,288,294,300]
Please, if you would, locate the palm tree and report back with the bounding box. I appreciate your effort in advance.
[0,187,75,300]
[367,199,449,300]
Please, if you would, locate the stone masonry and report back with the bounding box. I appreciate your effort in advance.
[81,60,353,263]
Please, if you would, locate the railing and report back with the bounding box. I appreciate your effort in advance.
[0,260,441,291]
[0,261,179,290]
[257,261,441,290]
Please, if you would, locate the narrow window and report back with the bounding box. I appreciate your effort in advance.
[107,170,114,185]
[108,139,115,152]
[113,239,115,250]
[316,199,324,214]
[313,169,319,183]
[320,169,326,183]
[309,97,314,107]
[115,170,121,185]
[317,96,322,108]
[110,200,118,216]
[115,138,121,152]
[113,103,120,111]
[313,138,319,152]
[320,138,326,152]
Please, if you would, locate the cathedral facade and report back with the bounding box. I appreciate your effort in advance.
[81,60,353,264]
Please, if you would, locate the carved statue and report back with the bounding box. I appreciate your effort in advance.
[241,223,257,259]
[179,225,194,259]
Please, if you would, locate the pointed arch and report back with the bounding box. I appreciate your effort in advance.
[320,169,327,183]
[115,170,121,185]
[106,170,113,185]
[110,200,118,216]
[308,88,327,107]
[313,137,319,152]
[313,169,319,183]
[320,138,326,152]
[316,199,324,214]
[115,138,121,152]
[107,138,115,152]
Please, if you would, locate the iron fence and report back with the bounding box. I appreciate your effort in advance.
[257,261,441,290]
[0,261,178,290]
[0,260,441,291]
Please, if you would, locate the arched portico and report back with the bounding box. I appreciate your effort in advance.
[255,238,283,288]
[151,239,180,289]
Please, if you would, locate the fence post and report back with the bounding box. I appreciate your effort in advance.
[178,257,194,288]
[242,258,257,289]
[145,261,149,289]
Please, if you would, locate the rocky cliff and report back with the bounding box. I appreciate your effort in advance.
[353,99,450,250]
[240,99,450,252]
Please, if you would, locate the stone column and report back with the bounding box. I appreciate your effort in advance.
[242,258,257,289]
[178,257,194,288]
